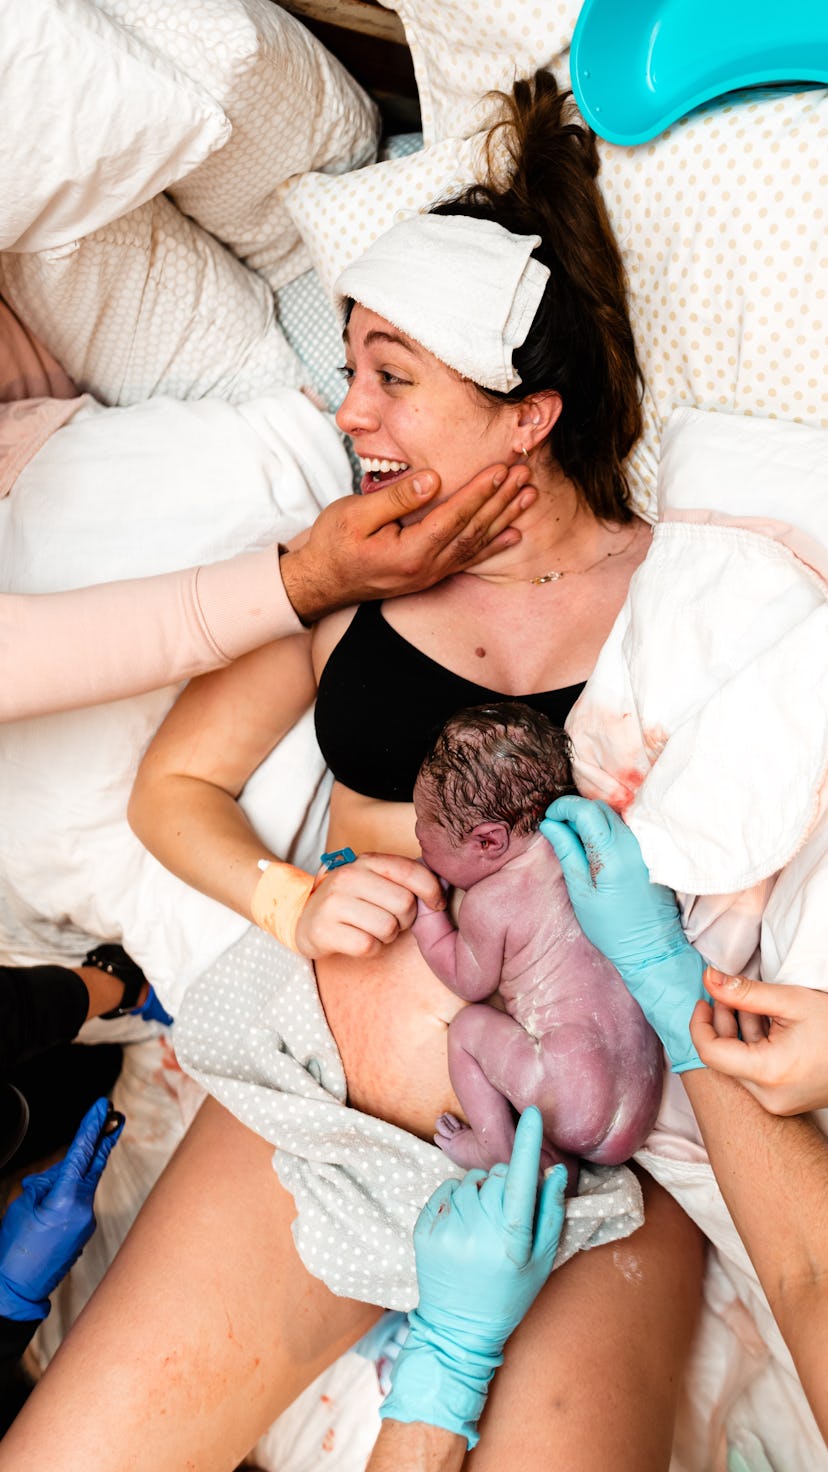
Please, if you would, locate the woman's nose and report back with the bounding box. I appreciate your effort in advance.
[335,376,379,437]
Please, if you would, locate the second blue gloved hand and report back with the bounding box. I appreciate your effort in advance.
[0,1096,124,1321]
[540,796,707,1072]
[131,985,174,1027]
[381,1107,567,1448]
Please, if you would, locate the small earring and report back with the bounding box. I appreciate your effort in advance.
[520,445,529,461]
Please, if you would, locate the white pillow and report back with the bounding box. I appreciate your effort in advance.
[97,0,380,292]
[0,392,350,1011]
[0,192,306,406]
[377,0,580,143]
[2,0,229,253]
[284,135,485,304]
[659,406,828,580]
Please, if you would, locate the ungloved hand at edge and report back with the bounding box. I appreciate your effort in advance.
[380,1107,567,1449]
[540,796,707,1073]
[0,1097,124,1323]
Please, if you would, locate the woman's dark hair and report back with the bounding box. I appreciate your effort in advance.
[430,71,643,523]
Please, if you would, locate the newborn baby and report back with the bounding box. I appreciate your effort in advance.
[412,703,663,1177]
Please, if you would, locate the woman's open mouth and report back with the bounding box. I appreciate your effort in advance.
[358,457,410,495]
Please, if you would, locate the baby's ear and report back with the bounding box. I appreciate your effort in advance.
[472,821,510,858]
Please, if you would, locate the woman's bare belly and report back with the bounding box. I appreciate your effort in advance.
[317,932,465,1140]
[317,783,466,1141]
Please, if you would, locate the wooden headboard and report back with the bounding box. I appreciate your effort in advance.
[278,0,421,131]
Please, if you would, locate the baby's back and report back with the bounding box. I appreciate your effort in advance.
[482,840,663,1161]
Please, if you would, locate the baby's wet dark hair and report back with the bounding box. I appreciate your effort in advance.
[416,702,577,842]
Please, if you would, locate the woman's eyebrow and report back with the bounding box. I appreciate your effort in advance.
[343,324,424,358]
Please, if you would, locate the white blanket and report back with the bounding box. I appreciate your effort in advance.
[567,407,828,1471]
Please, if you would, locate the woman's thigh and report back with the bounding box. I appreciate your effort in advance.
[471,1170,705,1471]
[0,1097,382,1472]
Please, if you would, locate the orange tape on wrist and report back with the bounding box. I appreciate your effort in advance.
[251,861,315,952]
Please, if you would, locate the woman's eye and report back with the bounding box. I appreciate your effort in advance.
[380,371,408,386]
[336,364,355,381]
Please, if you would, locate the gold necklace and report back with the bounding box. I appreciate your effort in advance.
[525,530,639,584]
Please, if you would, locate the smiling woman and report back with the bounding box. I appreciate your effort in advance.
[0,72,706,1472]
[339,306,534,512]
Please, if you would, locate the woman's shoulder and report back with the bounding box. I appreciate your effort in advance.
[311,602,361,680]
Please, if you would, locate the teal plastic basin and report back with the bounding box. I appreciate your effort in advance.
[570,0,828,145]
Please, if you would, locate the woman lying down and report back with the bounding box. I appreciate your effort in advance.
[0,75,706,1471]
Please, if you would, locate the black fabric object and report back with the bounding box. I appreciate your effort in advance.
[0,1315,38,1427]
[315,600,586,803]
[0,964,122,1174]
[0,966,88,1076]
[0,1313,39,1367]
[3,1042,122,1177]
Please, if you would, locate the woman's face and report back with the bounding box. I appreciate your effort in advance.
[336,304,518,507]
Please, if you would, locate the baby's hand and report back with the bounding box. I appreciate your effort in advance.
[415,869,451,919]
[295,852,445,960]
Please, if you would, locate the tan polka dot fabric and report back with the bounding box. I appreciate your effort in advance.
[0,193,307,406]
[379,0,581,144]
[599,91,828,432]
[98,0,380,292]
[287,85,828,519]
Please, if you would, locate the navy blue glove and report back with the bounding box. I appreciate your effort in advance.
[0,1097,124,1321]
[131,985,174,1027]
[540,796,707,1072]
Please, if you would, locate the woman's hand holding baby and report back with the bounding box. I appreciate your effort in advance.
[294,853,446,960]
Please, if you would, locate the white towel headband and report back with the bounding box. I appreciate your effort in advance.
[334,213,550,393]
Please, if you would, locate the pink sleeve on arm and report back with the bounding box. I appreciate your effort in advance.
[0,298,78,402]
[0,546,303,722]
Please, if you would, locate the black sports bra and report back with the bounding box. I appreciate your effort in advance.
[314,601,586,804]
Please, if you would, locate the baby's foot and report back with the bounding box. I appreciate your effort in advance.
[539,1143,579,1195]
[434,1113,495,1170]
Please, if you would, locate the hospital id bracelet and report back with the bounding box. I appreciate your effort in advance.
[251,860,316,952]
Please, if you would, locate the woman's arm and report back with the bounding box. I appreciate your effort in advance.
[1,464,532,723]
[128,634,317,918]
[681,1064,828,1442]
[0,550,301,723]
[128,634,445,951]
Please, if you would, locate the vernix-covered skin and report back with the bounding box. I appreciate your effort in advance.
[413,793,663,1178]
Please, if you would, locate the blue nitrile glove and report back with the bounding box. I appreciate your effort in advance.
[540,795,707,1072]
[381,1107,567,1449]
[0,1097,124,1321]
[132,985,174,1027]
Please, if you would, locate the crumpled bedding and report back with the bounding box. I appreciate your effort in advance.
[0,390,347,1014]
[567,406,828,1472]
